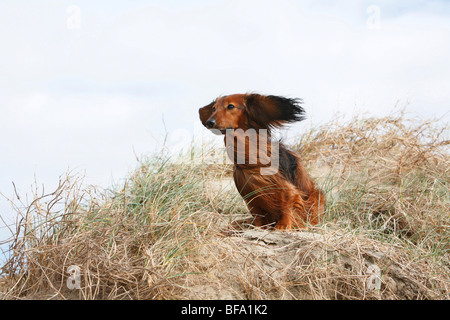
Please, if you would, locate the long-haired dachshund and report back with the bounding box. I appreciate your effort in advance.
[199,93,325,231]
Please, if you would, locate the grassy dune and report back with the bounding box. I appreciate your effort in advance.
[0,111,448,299]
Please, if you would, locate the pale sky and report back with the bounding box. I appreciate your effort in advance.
[1,0,449,259]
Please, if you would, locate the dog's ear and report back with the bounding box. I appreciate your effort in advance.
[199,101,215,126]
[245,94,305,130]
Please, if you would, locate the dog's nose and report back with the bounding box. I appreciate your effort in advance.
[205,118,216,128]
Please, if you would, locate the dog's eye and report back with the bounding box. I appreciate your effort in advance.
[227,104,235,110]
[212,106,216,112]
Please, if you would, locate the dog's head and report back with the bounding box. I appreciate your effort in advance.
[199,93,305,134]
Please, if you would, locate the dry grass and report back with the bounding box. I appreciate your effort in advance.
[0,110,449,300]
[294,110,449,249]
[0,160,227,299]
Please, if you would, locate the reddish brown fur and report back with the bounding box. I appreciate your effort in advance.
[199,93,325,231]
